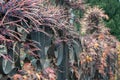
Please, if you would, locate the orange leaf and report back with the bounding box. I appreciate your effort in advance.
[13,74,22,80]
[98,33,104,39]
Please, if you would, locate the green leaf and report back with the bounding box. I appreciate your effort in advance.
[31,59,42,71]
[56,43,63,66]
[0,57,14,74]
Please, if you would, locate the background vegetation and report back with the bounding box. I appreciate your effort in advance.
[86,0,120,40]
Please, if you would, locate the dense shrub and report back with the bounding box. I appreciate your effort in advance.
[0,0,119,80]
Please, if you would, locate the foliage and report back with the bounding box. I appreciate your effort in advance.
[79,6,119,80]
[0,0,46,76]
[0,0,119,80]
[0,0,63,79]
[85,0,120,40]
[12,63,56,80]
[0,0,81,79]
[80,6,108,35]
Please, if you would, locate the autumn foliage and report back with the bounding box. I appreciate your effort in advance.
[0,0,119,80]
